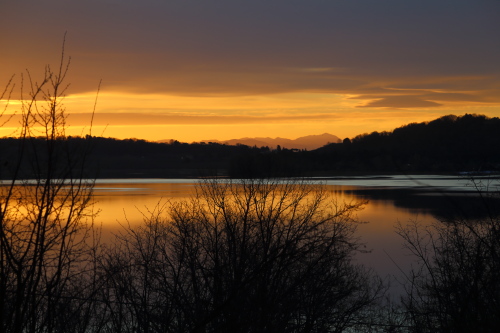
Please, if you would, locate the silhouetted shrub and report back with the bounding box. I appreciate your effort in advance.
[100,179,384,332]
[397,178,500,332]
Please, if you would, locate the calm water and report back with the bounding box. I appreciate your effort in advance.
[92,175,500,298]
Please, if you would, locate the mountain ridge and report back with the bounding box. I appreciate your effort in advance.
[198,133,341,150]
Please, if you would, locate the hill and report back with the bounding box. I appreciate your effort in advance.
[313,113,500,173]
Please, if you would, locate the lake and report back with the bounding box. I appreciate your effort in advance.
[92,175,500,299]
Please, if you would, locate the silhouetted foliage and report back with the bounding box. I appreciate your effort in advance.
[397,178,500,332]
[3,114,499,178]
[315,114,500,173]
[99,179,384,332]
[0,43,98,333]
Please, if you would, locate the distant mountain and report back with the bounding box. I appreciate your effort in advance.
[199,133,341,150]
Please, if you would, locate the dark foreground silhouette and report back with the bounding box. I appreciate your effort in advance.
[3,48,499,332]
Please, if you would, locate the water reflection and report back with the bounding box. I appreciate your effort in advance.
[91,176,499,298]
[93,181,197,233]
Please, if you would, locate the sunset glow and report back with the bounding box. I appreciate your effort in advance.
[1,0,499,142]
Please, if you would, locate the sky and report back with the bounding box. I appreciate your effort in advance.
[1,0,499,142]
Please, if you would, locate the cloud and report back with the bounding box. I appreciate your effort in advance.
[2,1,499,87]
[69,112,346,126]
[358,96,442,109]
[0,110,350,128]
[1,0,499,137]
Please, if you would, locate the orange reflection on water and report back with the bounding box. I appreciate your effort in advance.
[92,181,198,241]
[91,180,436,295]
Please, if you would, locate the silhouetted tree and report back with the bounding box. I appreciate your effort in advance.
[397,178,500,332]
[0,41,99,333]
[101,178,384,332]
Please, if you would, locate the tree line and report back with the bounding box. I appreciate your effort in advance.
[3,114,499,179]
[315,114,500,173]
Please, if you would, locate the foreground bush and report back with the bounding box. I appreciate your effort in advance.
[397,179,500,333]
[99,179,383,333]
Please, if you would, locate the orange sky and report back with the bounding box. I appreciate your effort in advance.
[1,0,499,142]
